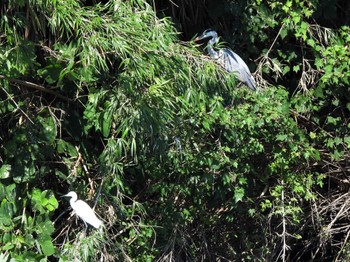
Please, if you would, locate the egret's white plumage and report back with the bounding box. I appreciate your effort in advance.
[63,191,103,229]
[195,29,256,91]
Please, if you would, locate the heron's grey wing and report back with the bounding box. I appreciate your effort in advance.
[244,72,257,91]
[220,48,256,90]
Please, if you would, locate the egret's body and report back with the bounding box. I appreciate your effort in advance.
[195,29,256,91]
[63,191,103,229]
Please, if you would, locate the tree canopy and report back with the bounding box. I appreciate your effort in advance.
[0,0,349,261]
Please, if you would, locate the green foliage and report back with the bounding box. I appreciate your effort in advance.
[0,0,349,261]
[0,184,57,259]
[60,231,105,262]
[316,26,350,86]
[139,86,324,259]
[1,0,215,260]
[2,111,57,184]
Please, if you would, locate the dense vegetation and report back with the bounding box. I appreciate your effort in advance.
[0,0,349,261]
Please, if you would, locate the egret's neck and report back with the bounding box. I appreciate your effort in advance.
[69,197,77,206]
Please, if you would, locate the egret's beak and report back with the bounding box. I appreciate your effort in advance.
[61,194,69,198]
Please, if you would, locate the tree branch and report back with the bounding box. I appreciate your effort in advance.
[0,75,74,103]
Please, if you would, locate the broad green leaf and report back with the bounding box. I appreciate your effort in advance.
[2,242,14,251]
[276,134,288,141]
[37,115,57,144]
[31,189,58,214]
[37,63,63,84]
[56,139,78,157]
[0,199,14,228]
[326,116,339,125]
[309,132,316,139]
[101,111,113,138]
[292,65,300,73]
[31,188,45,213]
[43,191,58,212]
[37,234,55,256]
[234,187,245,203]
[36,219,55,236]
[0,164,11,179]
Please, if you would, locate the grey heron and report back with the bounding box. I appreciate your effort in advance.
[195,29,256,91]
[62,191,103,229]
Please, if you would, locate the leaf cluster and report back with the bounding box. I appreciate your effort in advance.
[0,0,349,261]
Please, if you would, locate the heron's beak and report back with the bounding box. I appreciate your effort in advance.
[194,35,207,42]
[194,35,205,42]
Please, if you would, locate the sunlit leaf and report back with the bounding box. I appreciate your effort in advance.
[0,164,11,179]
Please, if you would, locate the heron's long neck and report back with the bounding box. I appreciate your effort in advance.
[207,38,219,59]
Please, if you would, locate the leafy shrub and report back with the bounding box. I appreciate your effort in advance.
[0,0,349,261]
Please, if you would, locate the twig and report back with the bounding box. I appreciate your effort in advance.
[0,75,73,103]
[335,229,350,262]
[254,23,286,88]
[1,86,34,124]
[276,179,290,262]
[93,171,106,210]
[266,23,286,58]
[281,179,287,262]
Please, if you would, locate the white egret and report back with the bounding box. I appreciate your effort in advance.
[195,29,257,91]
[62,191,103,229]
